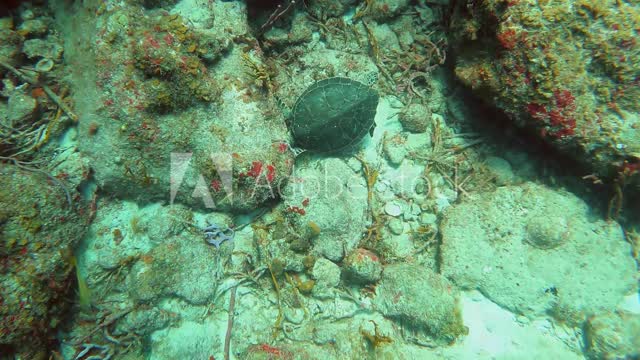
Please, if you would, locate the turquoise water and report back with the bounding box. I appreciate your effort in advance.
[1,0,638,359]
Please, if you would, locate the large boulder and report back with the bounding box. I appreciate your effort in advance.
[282,157,368,261]
[585,310,640,360]
[440,183,637,325]
[72,4,293,212]
[0,164,88,359]
[374,264,467,345]
[448,0,640,187]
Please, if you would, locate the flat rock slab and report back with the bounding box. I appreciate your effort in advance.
[441,183,636,325]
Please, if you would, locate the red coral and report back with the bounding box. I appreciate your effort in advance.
[259,344,282,355]
[497,29,518,49]
[163,33,174,46]
[553,89,575,109]
[527,89,578,138]
[548,109,565,126]
[277,142,288,153]
[266,164,276,183]
[549,117,576,138]
[355,248,379,262]
[251,344,292,359]
[526,103,547,119]
[550,126,575,138]
[247,161,263,178]
[622,161,640,176]
[287,206,306,215]
[146,35,160,49]
[210,179,221,192]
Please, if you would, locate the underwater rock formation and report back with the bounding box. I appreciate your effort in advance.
[441,182,637,325]
[342,248,383,285]
[585,310,640,359]
[10,0,635,358]
[374,263,467,345]
[448,0,640,189]
[73,3,293,212]
[0,164,88,358]
[282,157,368,261]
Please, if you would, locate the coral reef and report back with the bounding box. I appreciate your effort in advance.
[3,0,635,359]
[0,164,88,358]
[0,3,91,357]
[71,2,294,211]
[448,0,640,188]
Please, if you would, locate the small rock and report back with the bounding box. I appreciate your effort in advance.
[419,212,437,225]
[287,12,313,44]
[195,31,231,64]
[585,311,640,359]
[384,201,403,217]
[115,307,171,337]
[388,218,404,235]
[8,91,37,125]
[0,17,14,30]
[399,103,431,133]
[142,0,180,9]
[434,190,454,212]
[417,6,436,26]
[485,156,514,185]
[414,177,429,194]
[35,58,54,72]
[21,10,35,21]
[283,307,305,324]
[397,27,414,49]
[312,258,341,289]
[525,215,569,249]
[343,248,382,285]
[383,138,407,166]
[374,264,467,344]
[405,203,421,221]
[22,37,63,60]
[369,0,411,20]
[18,19,48,37]
[0,29,22,63]
[306,0,354,18]
[375,181,388,192]
[371,23,402,52]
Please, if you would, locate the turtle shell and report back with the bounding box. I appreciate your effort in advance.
[290,77,379,153]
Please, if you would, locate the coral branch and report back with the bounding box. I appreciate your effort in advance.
[223,286,237,360]
[259,1,296,34]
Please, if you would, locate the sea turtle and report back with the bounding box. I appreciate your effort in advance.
[289,77,379,153]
